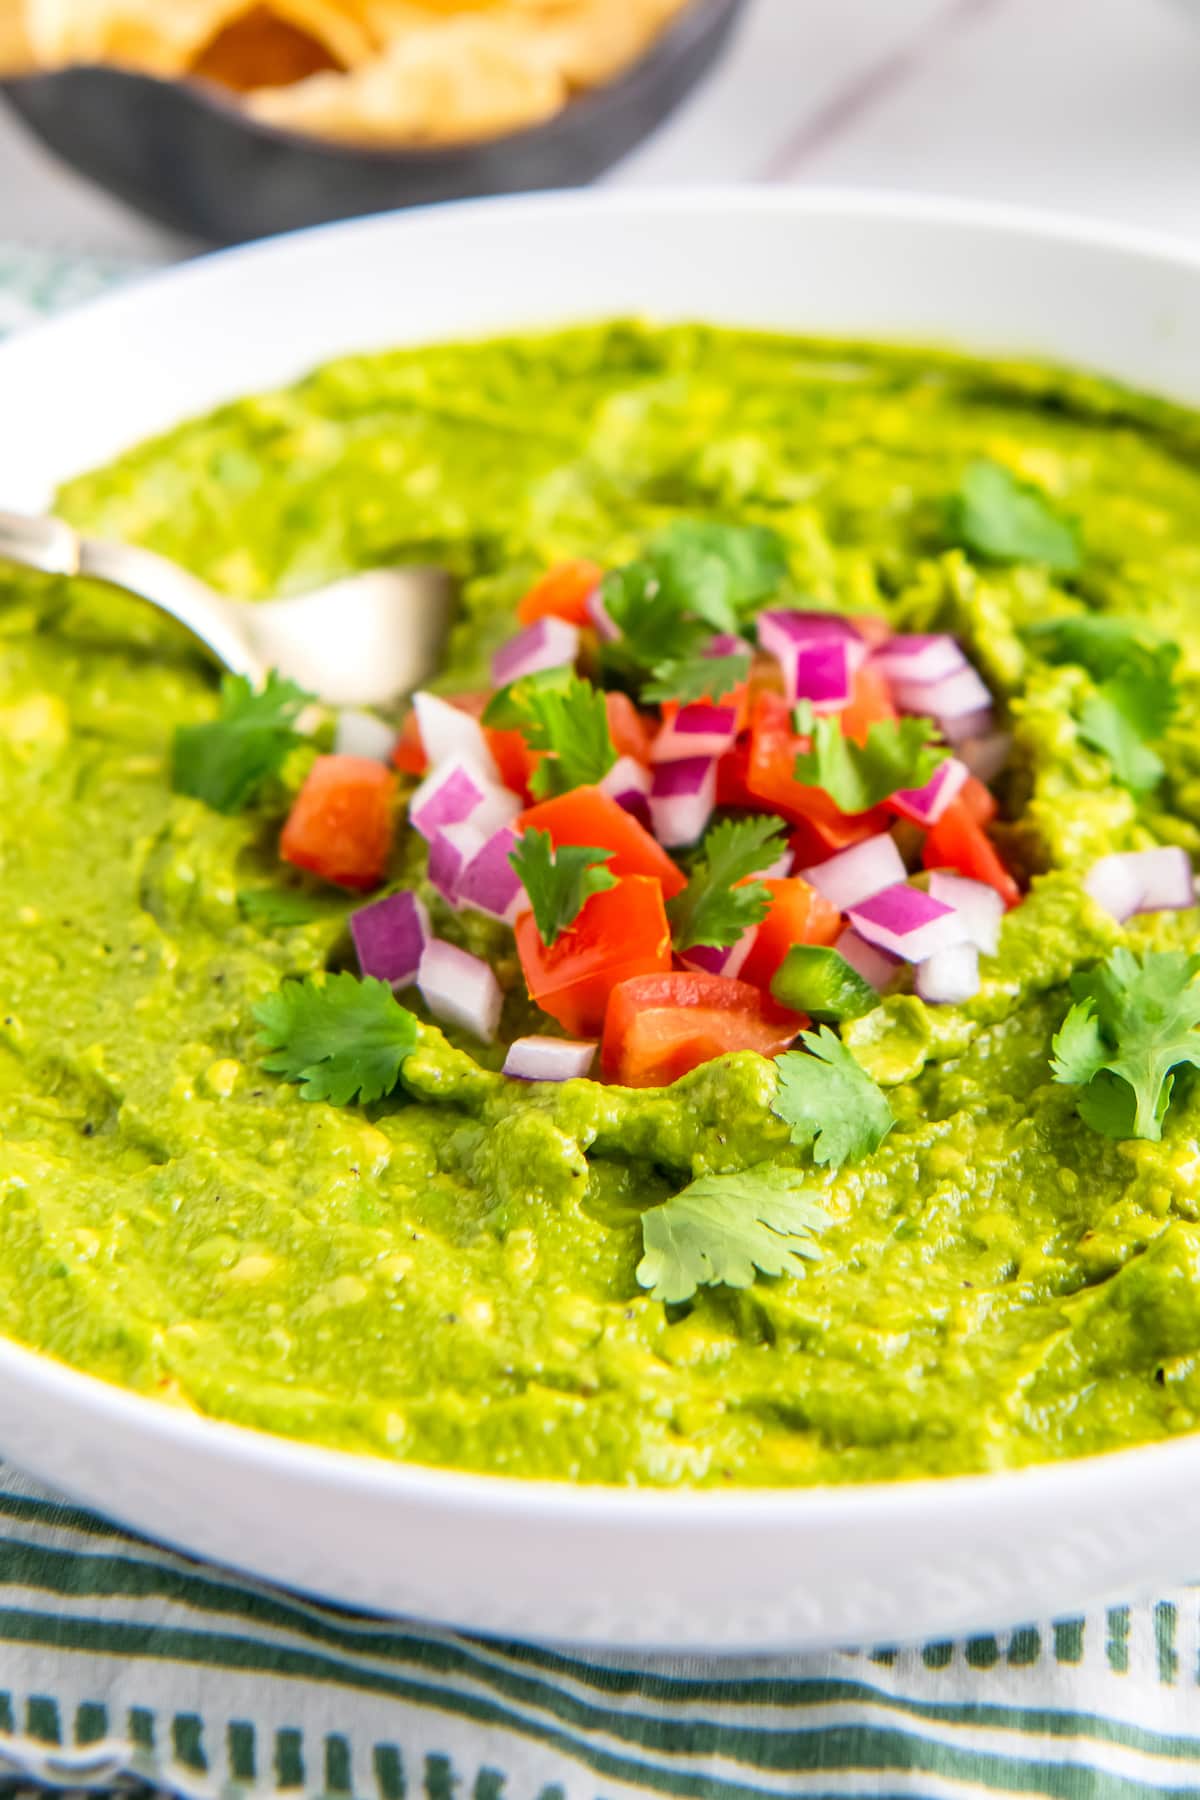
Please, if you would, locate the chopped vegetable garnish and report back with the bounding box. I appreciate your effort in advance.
[949,459,1081,573]
[792,707,949,814]
[239,888,330,927]
[508,827,617,947]
[280,755,396,892]
[601,971,801,1088]
[516,559,603,628]
[484,669,616,798]
[771,1028,895,1168]
[515,874,671,1036]
[636,1165,829,1305]
[519,785,685,896]
[1051,948,1200,1142]
[255,972,418,1106]
[1078,665,1172,794]
[172,670,315,814]
[642,651,752,705]
[770,945,878,1022]
[666,814,790,952]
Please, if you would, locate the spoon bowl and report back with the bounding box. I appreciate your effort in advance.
[0,508,454,708]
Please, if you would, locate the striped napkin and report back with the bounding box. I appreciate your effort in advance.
[1,245,1198,1800]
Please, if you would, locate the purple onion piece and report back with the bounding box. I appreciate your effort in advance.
[491,617,580,688]
[705,632,753,657]
[928,871,1004,956]
[427,822,482,909]
[802,833,907,912]
[600,755,651,800]
[942,707,997,747]
[653,703,739,763]
[334,709,398,763]
[418,939,503,1043]
[891,665,992,724]
[350,890,430,986]
[915,942,981,1005]
[847,882,970,964]
[409,758,490,842]
[834,927,901,991]
[1084,847,1196,923]
[960,732,1012,783]
[890,757,969,826]
[757,609,863,655]
[503,1036,597,1082]
[874,634,967,685]
[683,929,755,981]
[456,825,524,924]
[413,691,498,779]
[586,586,621,643]
[648,755,717,848]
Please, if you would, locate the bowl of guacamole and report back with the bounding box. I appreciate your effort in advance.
[1,191,1200,1649]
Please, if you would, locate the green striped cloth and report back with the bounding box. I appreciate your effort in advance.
[2,244,1199,1800]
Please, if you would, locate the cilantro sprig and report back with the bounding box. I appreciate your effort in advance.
[949,459,1080,574]
[255,973,419,1106]
[483,669,615,799]
[636,1165,829,1305]
[1026,614,1179,794]
[509,828,617,946]
[172,671,316,814]
[1051,948,1200,1141]
[601,520,788,679]
[792,706,949,814]
[666,815,790,952]
[239,888,331,927]
[771,1028,895,1168]
[641,650,752,706]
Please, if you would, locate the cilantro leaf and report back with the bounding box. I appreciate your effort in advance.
[255,972,419,1106]
[601,520,789,677]
[792,713,949,814]
[666,815,790,952]
[641,651,752,706]
[1077,666,1172,794]
[637,1164,829,1305]
[509,828,617,946]
[1025,614,1177,685]
[239,888,331,927]
[949,459,1080,574]
[771,1027,895,1168]
[172,671,315,815]
[1051,948,1200,1141]
[483,669,615,799]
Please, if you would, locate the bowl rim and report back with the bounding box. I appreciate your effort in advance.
[4,182,1200,1535]
[2,0,745,165]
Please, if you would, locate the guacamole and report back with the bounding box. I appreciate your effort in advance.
[4,322,1200,1486]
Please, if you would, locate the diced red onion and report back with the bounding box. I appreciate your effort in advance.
[834,927,901,991]
[413,691,498,779]
[653,703,739,762]
[491,617,580,687]
[409,759,519,844]
[600,755,651,800]
[960,732,1011,783]
[928,871,1004,956]
[802,833,907,911]
[915,942,981,1005]
[757,609,863,656]
[334,708,397,763]
[891,665,992,725]
[1084,847,1196,923]
[649,755,716,847]
[427,822,483,908]
[874,634,967,685]
[705,632,753,657]
[350,890,430,986]
[456,825,525,924]
[941,707,997,747]
[418,939,503,1043]
[503,1036,597,1082]
[890,757,969,826]
[683,930,755,981]
[847,882,970,963]
[783,638,864,712]
[586,586,621,643]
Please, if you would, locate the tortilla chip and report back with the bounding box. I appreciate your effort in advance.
[194,4,350,88]
[250,12,565,143]
[0,0,32,72]
[25,0,372,76]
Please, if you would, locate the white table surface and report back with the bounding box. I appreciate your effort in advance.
[0,0,1197,259]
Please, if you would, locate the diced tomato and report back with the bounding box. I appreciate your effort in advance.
[393,707,427,776]
[746,693,888,858]
[739,878,844,993]
[840,662,897,746]
[959,773,997,826]
[516,559,603,629]
[281,756,396,892]
[515,875,670,1037]
[485,726,542,801]
[601,972,804,1088]
[606,690,655,765]
[519,785,685,898]
[923,798,1021,908]
[716,737,759,811]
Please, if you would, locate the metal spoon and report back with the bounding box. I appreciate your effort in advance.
[0,509,454,709]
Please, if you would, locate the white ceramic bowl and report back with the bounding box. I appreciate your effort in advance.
[2,190,1200,1652]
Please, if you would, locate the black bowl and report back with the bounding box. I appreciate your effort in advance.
[1,0,748,245]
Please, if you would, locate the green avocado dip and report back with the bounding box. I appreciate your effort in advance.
[4,321,1200,1487]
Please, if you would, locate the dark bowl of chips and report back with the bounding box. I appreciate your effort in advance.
[1,0,748,246]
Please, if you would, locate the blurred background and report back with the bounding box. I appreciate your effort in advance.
[0,0,1195,271]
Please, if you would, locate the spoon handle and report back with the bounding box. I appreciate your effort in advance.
[0,508,265,683]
